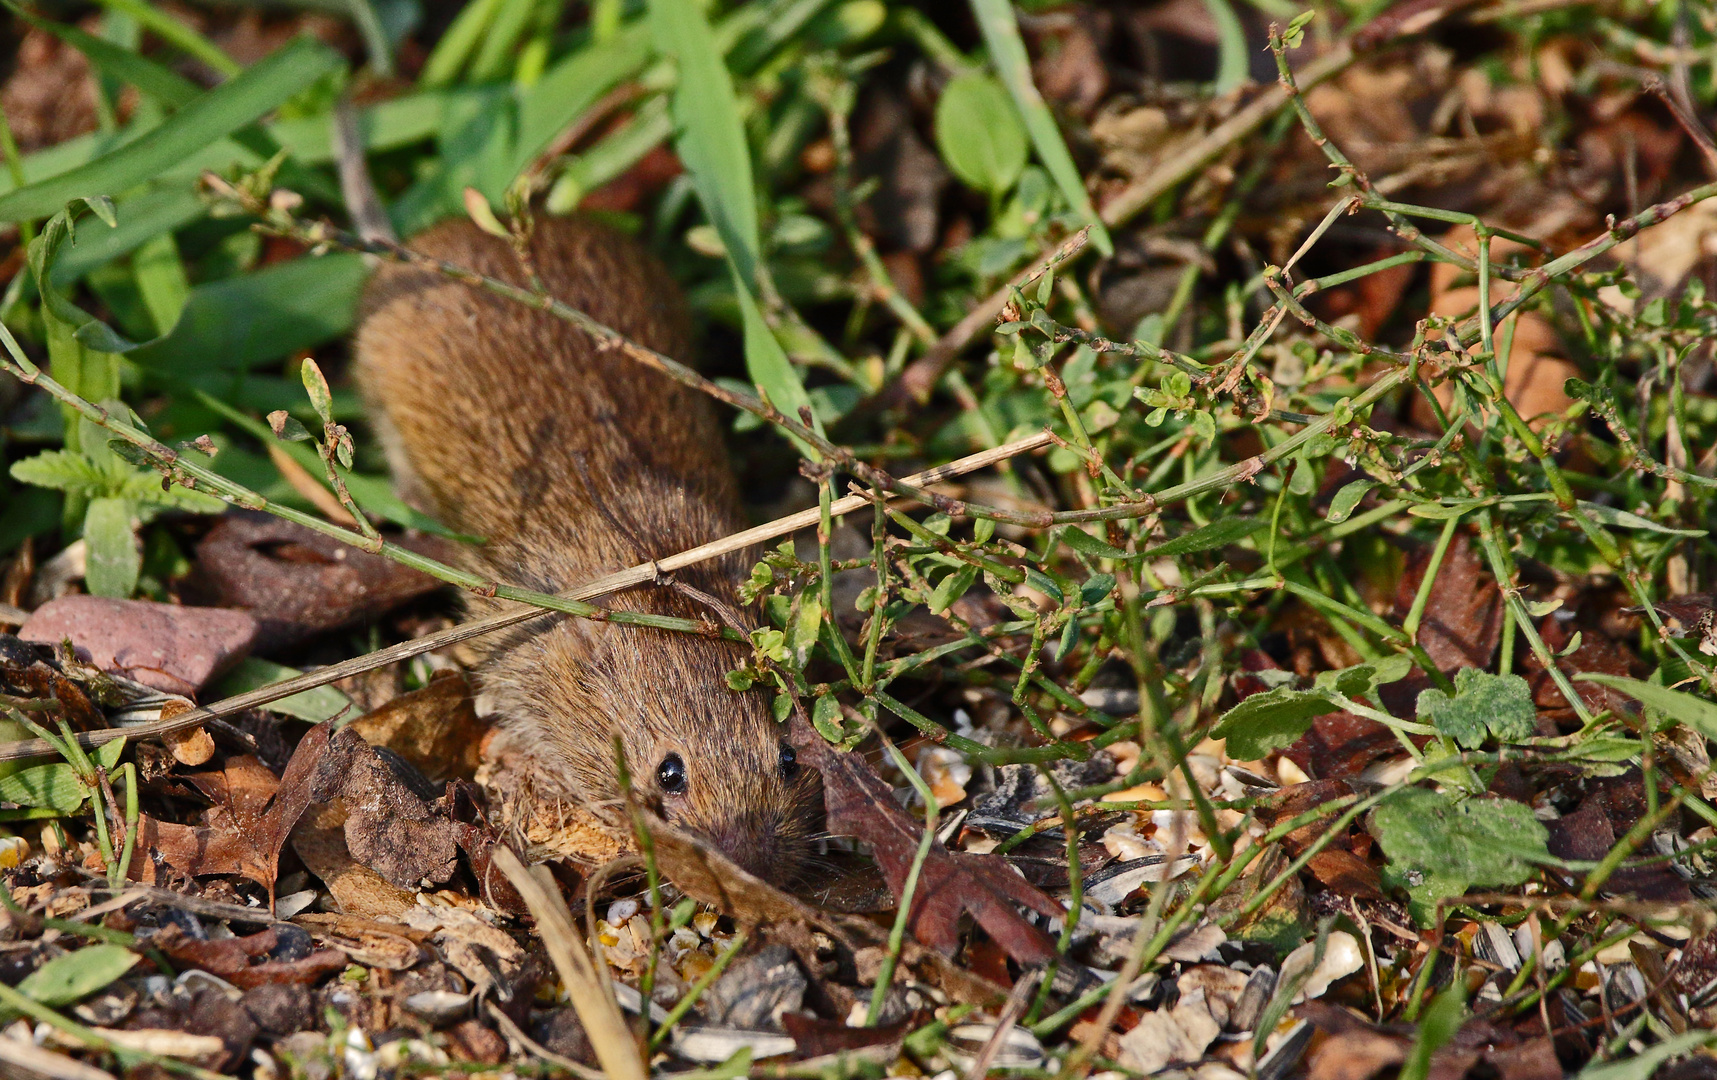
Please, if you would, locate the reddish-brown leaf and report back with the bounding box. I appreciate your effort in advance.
[1526,616,1644,725]
[1391,534,1503,675]
[1306,848,1385,900]
[186,512,443,652]
[787,718,1061,965]
[308,727,462,889]
[135,724,331,896]
[780,1011,923,1058]
[1544,786,1691,903]
[1282,711,1406,780]
[151,924,348,989]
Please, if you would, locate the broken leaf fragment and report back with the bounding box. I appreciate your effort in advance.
[1212,656,1413,760]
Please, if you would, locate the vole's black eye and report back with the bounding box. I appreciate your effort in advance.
[657,753,687,795]
[778,741,798,781]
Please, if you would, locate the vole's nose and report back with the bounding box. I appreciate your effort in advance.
[699,813,798,881]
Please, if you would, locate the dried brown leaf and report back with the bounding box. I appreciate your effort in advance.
[309,726,462,889]
[151,924,347,990]
[187,512,442,652]
[346,672,487,783]
[136,726,329,894]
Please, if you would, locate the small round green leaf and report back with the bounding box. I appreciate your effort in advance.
[934,72,1028,196]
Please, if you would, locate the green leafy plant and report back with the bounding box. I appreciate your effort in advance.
[10,411,220,597]
[934,72,1028,198]
[15,944,139,1007]
[1372,788,1549,923]
[1416,669,1537,749]
[1210,656,1413,760]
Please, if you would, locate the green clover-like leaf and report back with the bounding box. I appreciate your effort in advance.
[1416,669,1537,749]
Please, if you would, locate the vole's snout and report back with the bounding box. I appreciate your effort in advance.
[673,761,824,883]
[693,801,819,881]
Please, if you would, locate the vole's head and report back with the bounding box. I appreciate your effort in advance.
[631,701,825,880]
[492,618,824,882]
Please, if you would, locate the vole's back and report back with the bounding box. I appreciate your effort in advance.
[355,217,818,878]
[356,217,743,588]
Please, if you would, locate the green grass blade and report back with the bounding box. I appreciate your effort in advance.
[46,184,203,284]
[130,252,367,371]
[1202,0,1250,93]
[649,0,761,285]
[469,0,540,82]
[968,0,1113,255]
[0,37,344,223]
[512,20,651,178]
[208,657,354,722]
[649,0,821,456]
[94,0,242,77]
[727,0,838,74]
[420,0,504,86]
[345,0,395,77]
[7,4,200,109]
[544,95,670,212]
[131,230,190,335]
[1576,673,1717,740]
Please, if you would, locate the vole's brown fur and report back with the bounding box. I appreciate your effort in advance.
[355,216,820,878]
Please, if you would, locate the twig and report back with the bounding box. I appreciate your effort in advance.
[331,96,396,245]
[0,1034,117,1080]
[485,1000,606,1080]
[1645,77,1717,179]
[962,969,1042,1080]
[1099,43,1356,229]
[877,227,1092,408]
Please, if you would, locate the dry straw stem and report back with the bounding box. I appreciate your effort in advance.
[490,844,645,1080]
[0,433,1052,762]
[0,1036,118,1080]
[484,1000,605,1080]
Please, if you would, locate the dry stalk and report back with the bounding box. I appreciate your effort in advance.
[490,845,644,1080]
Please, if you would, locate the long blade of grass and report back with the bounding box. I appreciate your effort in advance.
[968,0,1113,255]
[7,4,200,109]
[93,0,241,77]
[648,0,821,456]
[511,20,651,177]
[1201,0,1250,93]
[46,184,203,284]
[648,0,760,286]
[469,0,541,82]
[343,0,395,77]
[419,0,504,87]
[129,252,368,369]
[490,847,645,1080]
[0,37,343,223]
